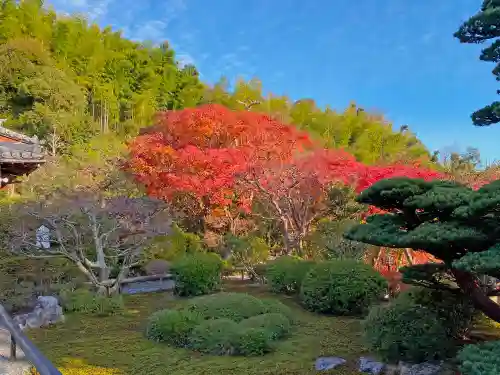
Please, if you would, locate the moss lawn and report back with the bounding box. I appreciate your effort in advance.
[28,280,369,375]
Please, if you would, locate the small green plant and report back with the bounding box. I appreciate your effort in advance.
[260,298,295,322]
[188,318,240,355]
[265,256,315,294]
[182,292,265,322]
[235,327,273,356]
[239,313,291,340]
[363,298,458,363]
[144,223,204,262]
[225,234,270,275]
[457,341,500,375]
[300,260,386,315]
[397,287,475,338]
[171,253,223,297]
[146,309,201,346]
[61,289,124,316]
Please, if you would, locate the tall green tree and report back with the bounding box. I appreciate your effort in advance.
[0,0,205,154]
[455,0,500,126]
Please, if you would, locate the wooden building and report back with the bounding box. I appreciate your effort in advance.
[0,123,45,189]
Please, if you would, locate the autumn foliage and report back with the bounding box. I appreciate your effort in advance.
[127,104,312,209]
[128,104,444,260]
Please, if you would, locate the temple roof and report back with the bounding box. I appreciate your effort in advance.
[0,142,45,163]
[0,125,45,164]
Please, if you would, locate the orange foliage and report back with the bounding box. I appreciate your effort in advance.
[127,104,312,209]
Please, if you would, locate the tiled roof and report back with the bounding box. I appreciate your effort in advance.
[0,125,40,144]
[0,126,45,163]
[0,142,45,163]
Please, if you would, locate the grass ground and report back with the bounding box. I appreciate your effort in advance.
[28,280,369,375]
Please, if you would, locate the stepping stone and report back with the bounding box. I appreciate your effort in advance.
[359,357,385,374]
[315,356,346,371]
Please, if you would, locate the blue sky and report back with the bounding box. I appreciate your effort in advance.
[47,0,500,163]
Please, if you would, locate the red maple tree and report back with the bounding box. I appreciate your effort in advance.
[127,104,312,232]
[239,148,363,254]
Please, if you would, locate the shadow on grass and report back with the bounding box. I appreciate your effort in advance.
[28,282,369,375]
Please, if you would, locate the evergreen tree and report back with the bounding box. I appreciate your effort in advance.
[455,0,500,126]
[345,177,500,322]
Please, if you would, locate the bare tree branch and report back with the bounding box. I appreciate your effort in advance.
[6,191,172,295]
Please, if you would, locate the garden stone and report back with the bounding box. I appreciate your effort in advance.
[399,361,442,375]
[359,357,384,374]
[315,356,346,371]
[13,295,64,330]
[384,364,399,375]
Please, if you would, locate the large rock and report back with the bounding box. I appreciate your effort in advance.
[399,361,442,375]
[13,296,64,330]
[359,357,385,374]
[315,356,346,371]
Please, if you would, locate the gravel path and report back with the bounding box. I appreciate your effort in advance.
[0,328,31,375]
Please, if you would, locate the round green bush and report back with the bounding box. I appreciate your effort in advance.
[188,318,240,355]
[146,309,201,346]
[457,341,500,375]
[260,298,295,322]
[146,292,294,357]
[239,313,291,340]
[182,292,266,322]
[300,260,386,315]
[171,253,223,297]
[363,298,458,363]
[265,256,315,294]
[61,289,124,316]
[235,328,273,356]
[397,287,475,338]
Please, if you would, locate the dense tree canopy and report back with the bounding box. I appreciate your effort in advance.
[128,104,443,257]
[203,79,434,165]
[0,0,204,150]
[127,104,311,211]
[455,0,500,126]
[346,177,500,323]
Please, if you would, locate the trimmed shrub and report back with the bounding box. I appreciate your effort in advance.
[144,223,204,262]
[146,292,294,357]
[363,298,458,363]
[61,289,124,316]
[182,292,265,322]
[239,313,291,340]
[260,298,295,322]
[265,256,315,294]
[300,260,386,315]
[146,309,201,346]
[235,328,273,356]
[457,341,500,375]
[188,318,240,355]
[171,253,223,297]
[397,287,475,338]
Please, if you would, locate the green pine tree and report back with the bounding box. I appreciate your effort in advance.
[455,0,500,126]
[345,177,500,322]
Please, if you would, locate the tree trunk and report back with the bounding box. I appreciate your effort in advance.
[281,217,300,255]
[453,269,500,323]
